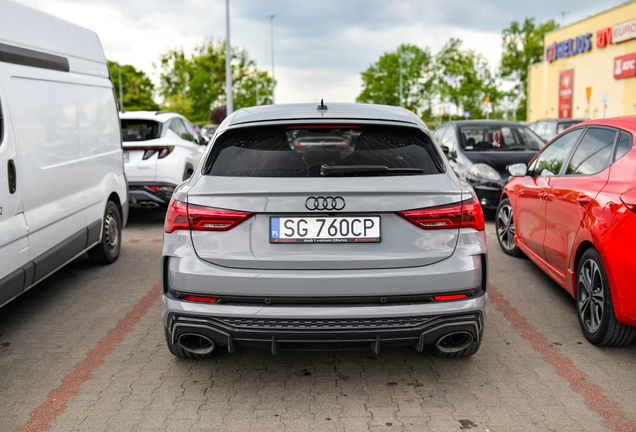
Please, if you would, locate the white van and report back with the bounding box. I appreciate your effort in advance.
[0,0,128,307]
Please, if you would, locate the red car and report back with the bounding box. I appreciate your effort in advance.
[496,117,636,346]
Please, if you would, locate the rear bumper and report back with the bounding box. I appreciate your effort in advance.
[128,182,176,206]
[163,297,486,353]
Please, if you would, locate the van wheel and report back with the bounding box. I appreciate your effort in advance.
[88,201,121,264]
[576,249,636,346]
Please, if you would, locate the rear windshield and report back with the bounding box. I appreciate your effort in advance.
[121,120,162,142]
[204,125,444,177]
[458,124,544,151]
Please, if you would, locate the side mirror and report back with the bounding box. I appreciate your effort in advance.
[507,163,528,177]
[441,146,450,156]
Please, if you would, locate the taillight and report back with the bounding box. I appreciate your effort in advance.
[165,199,189,233]
[158,146,175,159]
[165,198,254,233]
[621,188,636,213]
[182,296,218,303]
[434,294,468,301]
[397,196,485,231]
[148,185,175,192]
[143,149,157,160]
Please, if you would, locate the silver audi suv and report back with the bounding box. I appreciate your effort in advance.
[162,103,488,358]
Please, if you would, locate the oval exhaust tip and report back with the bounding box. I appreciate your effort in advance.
[178,333,216,356]
[435,331,473,353]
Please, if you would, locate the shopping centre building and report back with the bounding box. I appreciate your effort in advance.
[528,1,636,122]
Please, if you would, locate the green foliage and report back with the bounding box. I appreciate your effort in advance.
[162,94,193,119]
[357,44,435,113]
[156,40,272,122]
[436,38,494,119]
[108,61,159,111]
[500,18,559,119]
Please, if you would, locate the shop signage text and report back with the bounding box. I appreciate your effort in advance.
[597,17,636,48]
[614,53,636,79]
[547,33,592,63]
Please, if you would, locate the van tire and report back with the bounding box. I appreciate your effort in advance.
[88,201,122,264]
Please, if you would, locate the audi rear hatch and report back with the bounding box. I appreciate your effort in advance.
[182,124,472,270]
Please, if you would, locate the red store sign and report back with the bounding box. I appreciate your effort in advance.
[559,69,573,119]
[597,17,636,48]
[614,53,636,79]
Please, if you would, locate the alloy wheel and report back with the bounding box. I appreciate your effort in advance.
[578,258,604,334]
[496,204,515,251]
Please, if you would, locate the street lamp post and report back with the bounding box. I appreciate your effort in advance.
[398,56,403,107]
[266,15,276,104]
[226,0,233,115]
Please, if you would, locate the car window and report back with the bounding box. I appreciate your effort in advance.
[181,119,198,142]
[534,121,546,136]
[529,128,583,177]
[432,126,446,141]
[458,124,543,151]
[615,132,633,162]
[121,120,162,142]
[205,125,444,177]
[565,128,616,175]
[440,127,457,155]
[556,121,581,134]
[168,118,188,140]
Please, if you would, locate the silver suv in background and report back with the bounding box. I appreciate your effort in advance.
[161,103,488,358]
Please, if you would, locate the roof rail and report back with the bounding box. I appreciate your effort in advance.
[155,111,178,116]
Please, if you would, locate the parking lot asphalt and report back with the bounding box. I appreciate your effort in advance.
[1,208,635,432]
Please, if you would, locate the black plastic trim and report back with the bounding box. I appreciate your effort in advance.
[33,229,86,284]
[86,220,102,248]
[0,268,25,307]
[0,42,69,72]
[167,287,485,307]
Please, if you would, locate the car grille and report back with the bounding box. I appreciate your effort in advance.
[214,316,434,330]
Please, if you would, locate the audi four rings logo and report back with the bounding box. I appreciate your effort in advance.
[305,196,346,211]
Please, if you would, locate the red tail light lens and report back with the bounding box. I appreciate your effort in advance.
[165,198,189,233]
[621,188,636,213]
[182,296,218,303]
[397,196,485,231]
[158,146,175,159]
[143,149,157,160]
[165,198,254,233]
[434,294,468,301]
[188,205,253,231]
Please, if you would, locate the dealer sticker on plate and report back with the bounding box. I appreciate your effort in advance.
[270,216,381,243]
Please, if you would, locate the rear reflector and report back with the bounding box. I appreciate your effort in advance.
[285,125,361,129]
[434,294,468,301]
[182,296,218,303]
[397,196,485,231]
[621,188,636,213]
[165,198,254,233]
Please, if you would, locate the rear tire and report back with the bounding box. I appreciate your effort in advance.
[576,249,636,346]
[496,198,521,257]
[164,327,215,359]
[88,201,121,264]
[433,338,481,358]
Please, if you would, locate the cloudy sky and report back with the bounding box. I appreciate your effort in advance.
[16,0,625,104]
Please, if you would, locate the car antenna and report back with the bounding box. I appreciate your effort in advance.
[317,99,328,110]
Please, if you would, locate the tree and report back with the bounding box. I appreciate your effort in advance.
[108,61,159,111]
[357,44,435,113]
[500,18,559,119]
[436,38,493,119]
[156,40,272,122]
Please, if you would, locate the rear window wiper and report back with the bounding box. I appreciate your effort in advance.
[320,164,424,176]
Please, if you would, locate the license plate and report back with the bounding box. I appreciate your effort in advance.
[123,151,129,163]
[270,216,381,243]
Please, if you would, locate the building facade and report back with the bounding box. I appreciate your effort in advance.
[528,1,636,122]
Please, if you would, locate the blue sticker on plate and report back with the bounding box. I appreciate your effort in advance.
[271,218,280,238]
